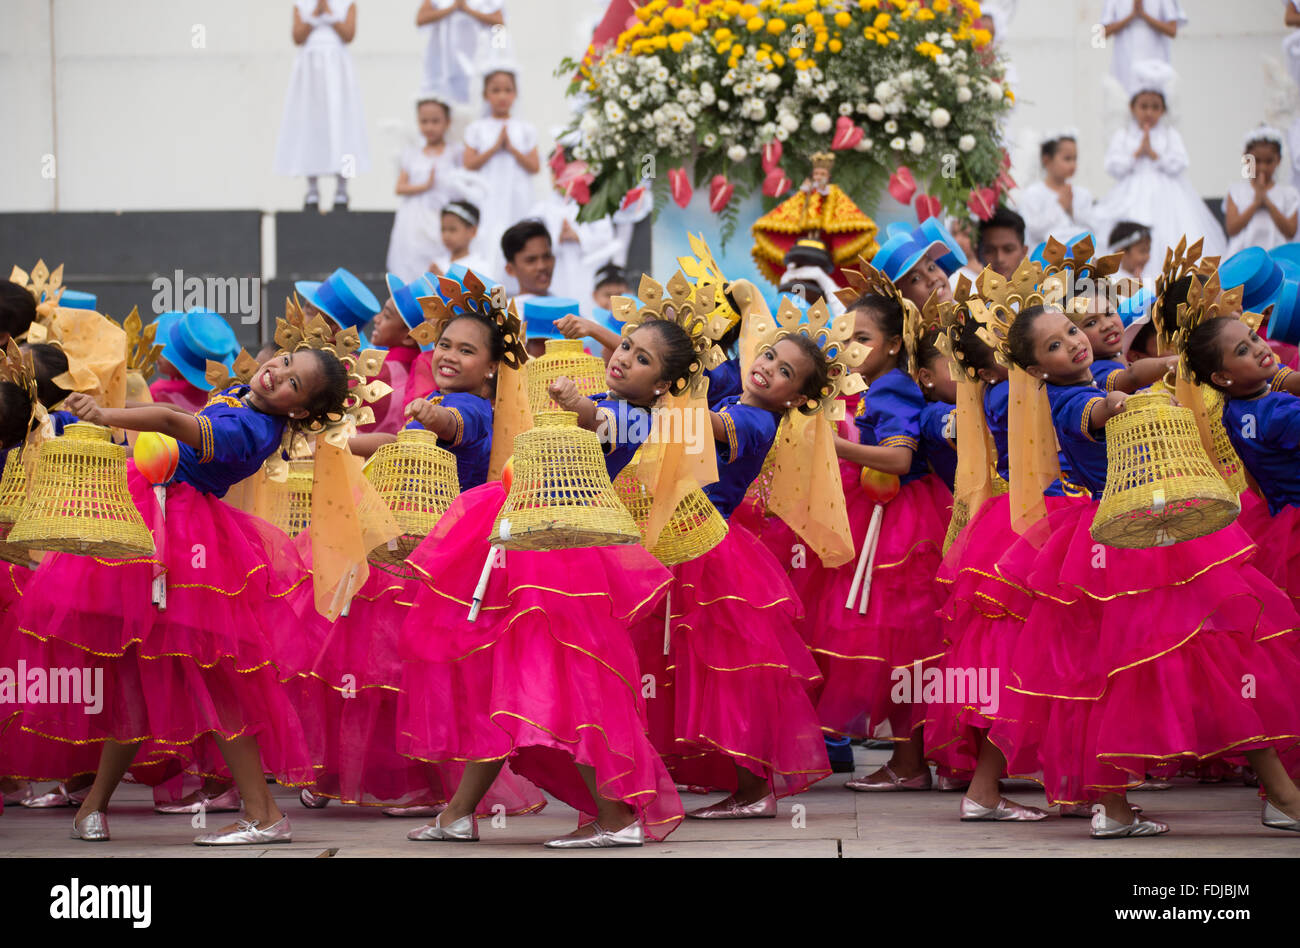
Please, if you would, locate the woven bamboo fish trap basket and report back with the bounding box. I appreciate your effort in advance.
[266,459,315,538]
[612,467,728,566]
[1199,385,1249,496]
[364,428,460,568]
[8,423,154,557]
[490,410,642,551]
[0,449,37,566]
[942,463,1009,554]
[1090,392,1239,549]
[525,338,607,415]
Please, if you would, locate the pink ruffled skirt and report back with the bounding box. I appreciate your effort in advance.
[397,483,683,839]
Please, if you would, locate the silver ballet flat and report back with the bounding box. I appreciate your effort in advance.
[2,781,35,806]
[686,792,777,820]
[299,788,330,809]
[1262,800,1300,832]
[193,815,292,846]
[1090,810,1168,838]
[25,782,90,809]
[71,811,110,841]
[959,796,1049,821]
[544,820,644,849]
[154,786,241,815]
[407,811,477,841]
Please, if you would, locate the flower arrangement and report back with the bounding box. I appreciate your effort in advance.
[558,0,1015,241]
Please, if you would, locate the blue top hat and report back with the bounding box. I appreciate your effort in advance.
[523,298,580,341]
[1269,243,1300,270]
[914,218,968,276]
[1117,287,1154,328]
[153,310,239,391]
[386,273,440,352]
[1274,257,1300,282]
[884,222,914,242]
[1268,279,1300,347]
[294,268,381,331]
[871,233,932,284]
[1219,247,1284,312]
[58,289,97,310]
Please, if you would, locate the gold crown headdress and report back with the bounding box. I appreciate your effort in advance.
[1150,235,1206,355]
[810,152,836,171]
[0,339,48,441]
[677,232,741,333]
[1039,234,1124,319]
[903,290,946,385]
[610,270,731,398]
[10,260,66,340]
[408,272,528,369]
[936,274,985,381]
[745,295,868,418]
[114,307,165,381]
[968,258,1049,366]
[1171,268,1254,382]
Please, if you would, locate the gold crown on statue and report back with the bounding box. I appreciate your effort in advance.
[969,258,1048,368]
[746,295,868,418]
[810,152,836,171]
[1151,235,1206,353]
[1039,234,1125,319]
[676,232,741,332]
[408,272,528,369]
[610,270,731,398]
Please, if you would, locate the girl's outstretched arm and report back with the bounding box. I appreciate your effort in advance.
[66,393,204,449]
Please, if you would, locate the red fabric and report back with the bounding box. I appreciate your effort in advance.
[149,378,208,413]
[359,346,420,434]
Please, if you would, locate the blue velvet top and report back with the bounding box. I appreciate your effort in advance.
[984,378,1091,497]
[1223,380,1300,515]
[1090,359,1126,393]
[590,393,655,481]
[853,368,929,485]
[404,391,493,490]
[174,386,287,497]
[1045,380,1110,498]
[919,399,957,491]
[704,357,743,411]
[704,396,781,519]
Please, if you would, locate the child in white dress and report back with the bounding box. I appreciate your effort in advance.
[417,0,506,105]
[385,95,466,283]
[463,67,540,277]
[1101,0,1185,94]
[273,0,371,209]
[1224,127,1300,255]
[431,200,497,282]
[1015,130,1095,250]
[1108,221,1153,297]
[1092,59,1224,280]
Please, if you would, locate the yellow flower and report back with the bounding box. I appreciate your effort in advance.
[668,31,692,52]
[1005,88,1015,101]
[933,0,950,9]
[834,10,852,26]
[692,18,709,32]
[806,11,824,27]
[772,52,786,66]
[972,27,992,46]
[631,38,655,54]
[717,40,734,53]
[715,26,734,41]
[747,15,765,30]
[873,12,891,29]
[795,57,813,69]
[859,0,880,8]
[651,35,669,49]
[724,1,743,14]
[739,2,759,16]
[647,16,664,32]
[635,5,654,21]
[828,37,843,52]
[767,18,787,33]
[755,48,771,60]
[917,7,935,20]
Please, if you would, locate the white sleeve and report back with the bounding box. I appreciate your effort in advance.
[1221,180,1248,215]
[511,121,538,152]
[1099,0,1126,26]
[1280,186,1300,218]
[463,121,489,152]
[1154,126,1189,176]
[1104,127,1136,179]
[1155,0,1188,26]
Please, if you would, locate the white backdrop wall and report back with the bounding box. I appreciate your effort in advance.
[0,0,1294,215]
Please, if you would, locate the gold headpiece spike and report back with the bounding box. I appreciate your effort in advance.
[619,268,728,397]
[839,256,909,317]
[408,278,526,370]
[1152,235,1208,353]
[676,232,740,331]
[744,292,867,418]
[976,259,1045,313]
[905,292,944,384]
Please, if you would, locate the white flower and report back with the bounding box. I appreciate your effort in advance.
[627,95,642,110]
[890,137,906,151]
[884,119,898,134]
[930,107,951,129]
[764,73,782,92]
[936,53,951,68]
[908,132,926,155]
[699,82,716,105]
[959,134,976,152]
[855,137,874,152]
[628,121,639,133]
[604,101,625,124]
[703,132,718,147]
[677,88,696,104]
[654,67,670,82]
[838,102,854,116]
[866,103,886,122]
[580,111,599,136]
[687,102,701,117]
[955,86,972,103]
[620,85,633,100]
[796,70,813,88]
[940,33,955,49]
[810,113,832,133]
[615,60,630,75]
[855,101,870,114]
[955,72,970,86]
[604,144,618,158]
[780,112,800,132]
[728,144,748,162]
[874,80,894,101]
[718,99,730,111]
[775,127,790,141]
[985,79,1002,100]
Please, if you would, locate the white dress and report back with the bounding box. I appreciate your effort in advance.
[529,194,622,313]
[1222,180,1300,256]
[1014,180,1096,250]
[1100,0,1186,94]
[1092,120,1224,281]
[273,0,370,178]
[463,117,539,271]
[386,143,468,283]
[420,0,507,103]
